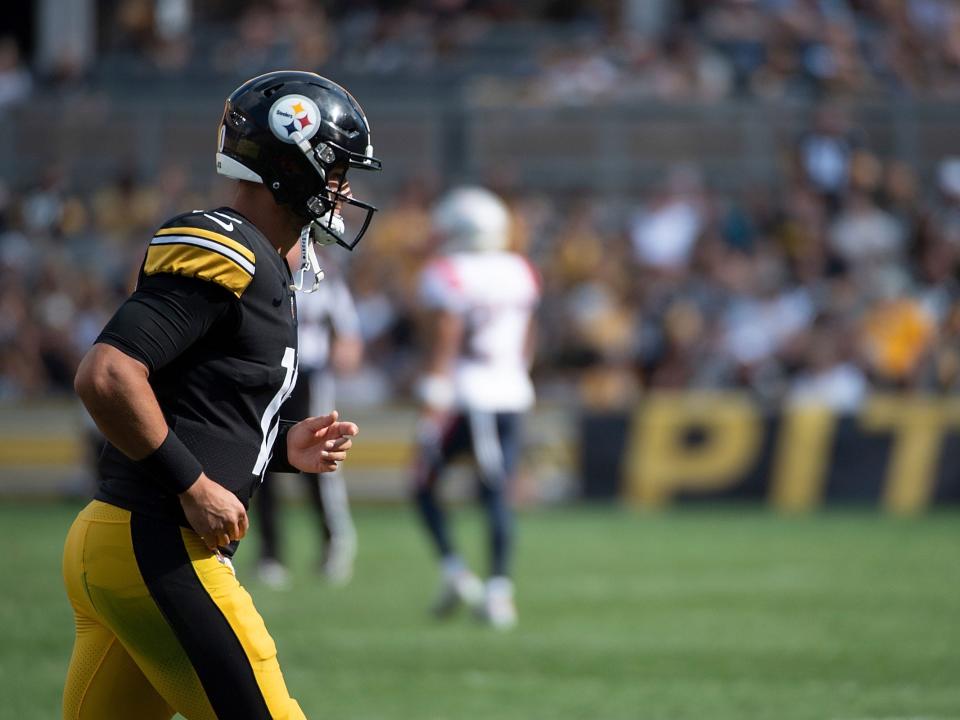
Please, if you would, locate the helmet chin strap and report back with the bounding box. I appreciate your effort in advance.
[290,210,346,293]
[291,223,324,293]
[286,128,351,293]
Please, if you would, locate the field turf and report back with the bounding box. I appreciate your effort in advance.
[0,502,957,720]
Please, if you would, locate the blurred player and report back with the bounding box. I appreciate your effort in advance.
[256,250,361,588]
[411,186,540,629]
[63,71,380,719]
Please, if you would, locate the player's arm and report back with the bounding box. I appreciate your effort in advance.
[425,308,463,385]
[410,308,463,415]
[75,345,167,459]
[415,260,465,413]
[75,274,248,551]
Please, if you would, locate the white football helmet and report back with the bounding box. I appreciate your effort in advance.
[432,186,510,253]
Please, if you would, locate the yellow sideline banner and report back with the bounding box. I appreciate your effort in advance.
[586,393,960,514]
[3,396,959,511]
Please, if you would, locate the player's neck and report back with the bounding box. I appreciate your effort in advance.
[229,182,301,256]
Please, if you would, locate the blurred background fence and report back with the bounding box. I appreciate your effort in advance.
[4,92,960,194]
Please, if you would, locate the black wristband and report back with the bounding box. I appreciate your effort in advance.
[267,419,300,474]
[136,429,204,494]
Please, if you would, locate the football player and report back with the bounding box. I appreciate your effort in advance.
[63,71,380,719]
[256,247,361,588]
[411,187,540,629]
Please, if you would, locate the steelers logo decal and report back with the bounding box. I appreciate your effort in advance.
[268,94,321,144]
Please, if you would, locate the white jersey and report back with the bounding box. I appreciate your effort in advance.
[419,251,540,412]
[297,266,360,372]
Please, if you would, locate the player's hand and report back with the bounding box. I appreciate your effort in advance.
[287,411,359,474]
[178,473,249,552]
[416,407,452,446]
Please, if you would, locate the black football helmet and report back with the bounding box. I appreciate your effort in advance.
[216,71,381,262]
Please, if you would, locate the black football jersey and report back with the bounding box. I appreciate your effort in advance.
[95,207,299,529]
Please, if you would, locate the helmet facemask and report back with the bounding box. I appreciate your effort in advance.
[288,133,380,292]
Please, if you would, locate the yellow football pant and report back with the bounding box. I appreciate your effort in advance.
[62,500,306,719]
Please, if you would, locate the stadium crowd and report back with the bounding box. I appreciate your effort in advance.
[3,123,960,410]
[84,0,960,100]
[4,0,960,410]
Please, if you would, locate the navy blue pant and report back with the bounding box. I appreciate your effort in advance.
[411,411,522,578]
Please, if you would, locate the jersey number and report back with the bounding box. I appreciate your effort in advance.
[253,347,298,476]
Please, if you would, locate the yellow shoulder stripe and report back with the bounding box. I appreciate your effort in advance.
[156,226,256,264]
[144,243,253,298]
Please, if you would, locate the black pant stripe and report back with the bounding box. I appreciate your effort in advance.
[130,513,272,720]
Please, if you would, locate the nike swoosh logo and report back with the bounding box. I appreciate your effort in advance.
[203,213,233,232]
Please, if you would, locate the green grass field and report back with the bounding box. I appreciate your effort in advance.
[1,502,958,720]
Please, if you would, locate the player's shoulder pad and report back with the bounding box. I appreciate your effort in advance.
[145,209,256,298]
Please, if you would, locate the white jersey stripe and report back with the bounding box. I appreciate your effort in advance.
[469,410,505,487]
[150,235,256,275]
